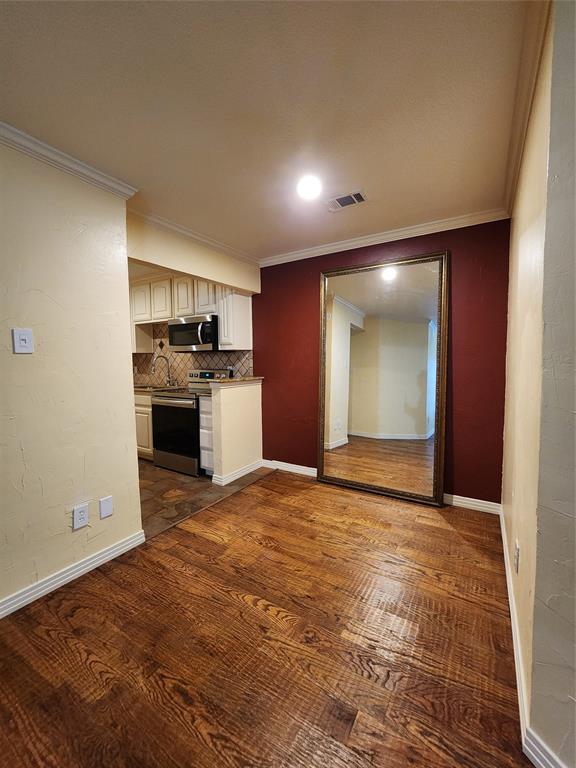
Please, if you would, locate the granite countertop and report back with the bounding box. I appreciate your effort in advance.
[210,376,264,384]
[134,377,263,395]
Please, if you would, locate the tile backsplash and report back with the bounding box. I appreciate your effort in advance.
[133,323,253,386]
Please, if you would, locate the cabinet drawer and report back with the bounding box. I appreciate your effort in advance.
[199,412,212,430]
[200,448,214,470]
[199,428,213,450]
[199,397,213,414]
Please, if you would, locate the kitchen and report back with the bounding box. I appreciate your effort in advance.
[128,256,267,537]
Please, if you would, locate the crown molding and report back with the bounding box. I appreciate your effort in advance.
[127,209,259,265]
[504,1,552,211]
[0,122,137,200]
[333,294,366,318]
[259,208,509,268]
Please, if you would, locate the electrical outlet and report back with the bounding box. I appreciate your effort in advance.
[99,495,113,519]
[513,540,520,574]
[72,502,90,530]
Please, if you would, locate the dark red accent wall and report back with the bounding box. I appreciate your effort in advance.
[253,220,510,503]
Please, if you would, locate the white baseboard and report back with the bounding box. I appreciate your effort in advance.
[324,437,348,450]
[524,727,569,768]
[502,520,568,768]
[499,510,529,742]
[0,530,145,619]
[262,459,318,477]
[443,494,502,515]
[212,459,265,486]
[348,430,434,440]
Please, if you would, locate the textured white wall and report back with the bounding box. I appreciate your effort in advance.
[0,146,143,600]
[530,3,575,764]
[426,321,437,435]
[324,297,364,447]
[348,317,429,438]
[127,212,260,295]
[501,13,552,708]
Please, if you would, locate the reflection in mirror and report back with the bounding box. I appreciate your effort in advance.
[319,255,447,503]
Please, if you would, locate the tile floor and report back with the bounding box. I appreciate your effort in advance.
[138,459,273,539]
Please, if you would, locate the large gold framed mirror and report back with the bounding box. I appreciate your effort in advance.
[318,251,449,505]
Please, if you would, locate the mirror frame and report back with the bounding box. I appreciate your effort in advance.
[317,251,450,506]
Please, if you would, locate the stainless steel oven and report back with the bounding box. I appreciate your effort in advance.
[151,393,200,475]
[167,314,219,352]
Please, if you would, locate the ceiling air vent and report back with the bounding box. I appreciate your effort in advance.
[327,190,367,212]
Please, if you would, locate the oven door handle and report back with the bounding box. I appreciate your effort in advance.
[151,398,197,409]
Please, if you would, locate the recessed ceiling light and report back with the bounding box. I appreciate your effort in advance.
[381,267,397,282]
[297,174,322,201]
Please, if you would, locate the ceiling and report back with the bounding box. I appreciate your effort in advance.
[0,2,540,264]
[329,261,439,322]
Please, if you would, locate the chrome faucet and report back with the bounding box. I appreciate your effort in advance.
[151,353,174,386]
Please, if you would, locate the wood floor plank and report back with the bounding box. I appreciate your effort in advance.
[323,435,435,496]
[0,470,529,767]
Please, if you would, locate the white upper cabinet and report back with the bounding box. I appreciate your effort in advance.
[173,275,195,317]
[131,322,154,353]
[217,286,234,345]
[194,280,218,314]
[151,278,172,320]
[130,273,252,350]
[217,288,252,350]
[131,283,152,322]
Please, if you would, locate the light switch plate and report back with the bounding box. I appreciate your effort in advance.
[11,327,35,354]
[99,495,113,519]
[72,502,90,530]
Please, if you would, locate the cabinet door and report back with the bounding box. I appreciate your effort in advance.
[135,407,153,457]
[194,280,218,314]
[131,283,152,322]
[151,279,172,320]
[173,276,195,317]
[217,286,234,345]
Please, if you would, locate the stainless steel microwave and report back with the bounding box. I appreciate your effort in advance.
[167,315,219,352]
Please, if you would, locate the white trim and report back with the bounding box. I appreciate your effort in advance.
[211,459,265,486]
[324,437,349,450]
[262,460,318,478]
[524,727,569,768]
[0,530,145,619]
[443,494,502,515]
[504,2,551,211]
[499,509,529,741]
[259,208,509,267]
[349,430,433,440]
[127,209,258,264]
[0,122,137,200]
[333,295,366,318]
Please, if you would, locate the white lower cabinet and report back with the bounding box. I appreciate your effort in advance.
[199,397,214,473]
[134,394,153,458]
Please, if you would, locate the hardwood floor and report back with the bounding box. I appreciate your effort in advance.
[324,435,435,496]
[0,472,528,768]
[139,459,273,539]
